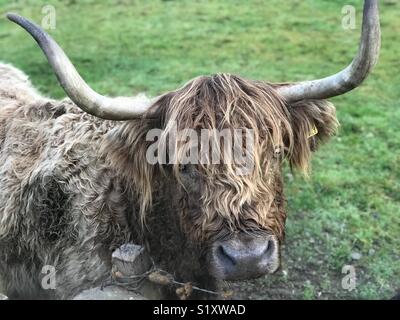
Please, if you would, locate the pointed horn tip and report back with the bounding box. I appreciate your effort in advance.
[6,13,29,27]
[6,13,20,22]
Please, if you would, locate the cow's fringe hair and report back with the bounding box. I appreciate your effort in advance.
[105,74,338,239]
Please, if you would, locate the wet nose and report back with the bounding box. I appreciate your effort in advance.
[212,235,279,280]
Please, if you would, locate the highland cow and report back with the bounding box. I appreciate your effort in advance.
[0,0,380,299]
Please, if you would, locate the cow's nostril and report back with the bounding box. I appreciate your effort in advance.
[217,244,237,266]
[263,239,275,257]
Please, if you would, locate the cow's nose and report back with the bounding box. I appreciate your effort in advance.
[211,235,280,280]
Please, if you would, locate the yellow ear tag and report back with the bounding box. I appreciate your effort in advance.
[308,125,318,138]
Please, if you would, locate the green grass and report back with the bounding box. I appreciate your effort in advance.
[1,0,399,299]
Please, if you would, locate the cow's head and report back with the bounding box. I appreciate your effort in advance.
[7,0,380,281]
[143,74,340,280]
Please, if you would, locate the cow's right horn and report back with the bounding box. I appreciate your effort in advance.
[277,0,381,102]
[7,13,150,120]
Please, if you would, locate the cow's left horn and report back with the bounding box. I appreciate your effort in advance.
[7,13,150,120]
[277,0,381,102]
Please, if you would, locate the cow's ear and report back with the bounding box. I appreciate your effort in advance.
[286,100,339,172]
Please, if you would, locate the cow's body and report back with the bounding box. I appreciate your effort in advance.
[0,63,126,299]
[0,63,211,299]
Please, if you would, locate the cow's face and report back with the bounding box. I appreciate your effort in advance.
[175,162,285,280]
[148,74,339,281]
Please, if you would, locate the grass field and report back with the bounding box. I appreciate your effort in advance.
[0,0,399,299]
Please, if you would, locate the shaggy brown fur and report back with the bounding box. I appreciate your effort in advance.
[0,64,338,299]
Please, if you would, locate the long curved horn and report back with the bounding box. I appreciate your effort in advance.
[7,13,150,120]
[277,0,381,102]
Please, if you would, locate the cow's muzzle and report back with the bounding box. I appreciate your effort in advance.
[209,233,280,281]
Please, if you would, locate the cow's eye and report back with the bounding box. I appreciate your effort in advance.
[179,164,190,174]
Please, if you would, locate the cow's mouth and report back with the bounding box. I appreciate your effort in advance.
[208,233,280,281]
